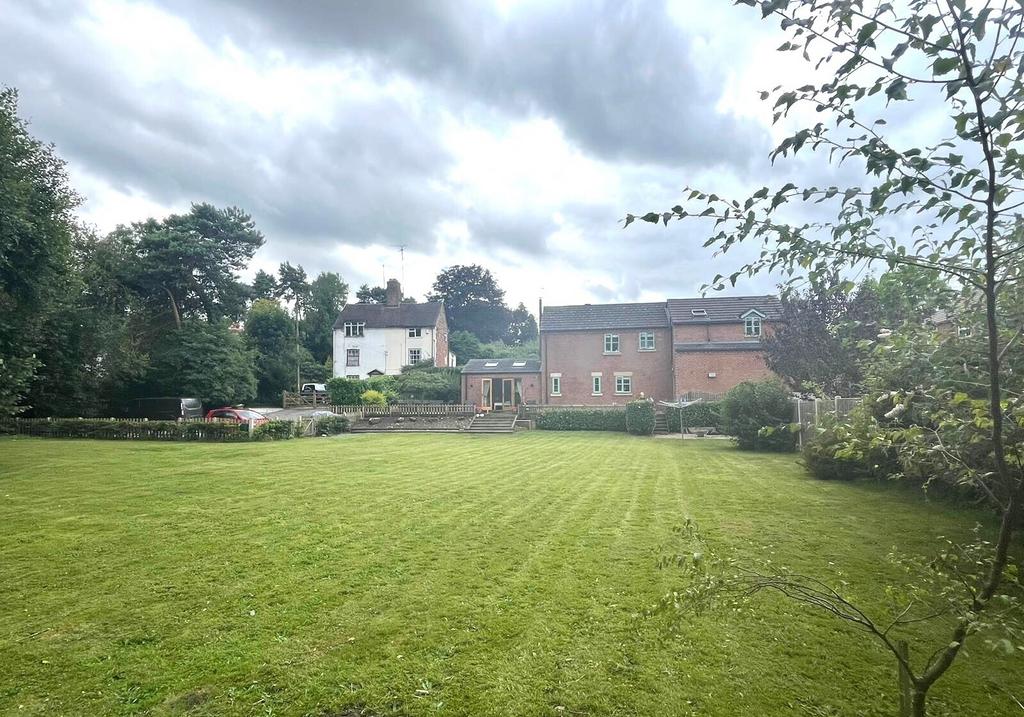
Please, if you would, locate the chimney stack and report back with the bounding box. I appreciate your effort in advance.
[385,278,402,306]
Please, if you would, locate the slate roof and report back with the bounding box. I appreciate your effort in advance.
[461,358,541,374]
[674,341,765,352]
[667,295,782,323]
[333,302,444,329]
[540,302,670,331]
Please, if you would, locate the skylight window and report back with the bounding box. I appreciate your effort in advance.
[484,361,499,367]
[512,361,526,367]
[690,309,708,316]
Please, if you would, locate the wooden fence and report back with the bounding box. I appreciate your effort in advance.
[282,391,332,408]
[330,404,476,418]
[792,396,864,446]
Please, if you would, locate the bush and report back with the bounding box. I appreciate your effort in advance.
[801,410,884,481]
[720,380,796,451]
[253,419,296,441]
[360,389,387,406]
[625,399,655,435]
[326,377,368,405]
[312,414,349,435]
[535,409,627,432]
[366,375,398,402]
[393,367,460,402]
[665,401,723,433]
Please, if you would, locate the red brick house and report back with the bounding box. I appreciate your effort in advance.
[539,302,674,405]
[534,295,782,404]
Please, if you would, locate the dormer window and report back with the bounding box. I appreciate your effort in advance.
[344,321,365,337]
[741,309,765,338]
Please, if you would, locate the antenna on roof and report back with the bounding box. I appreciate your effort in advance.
[392,244,406,285]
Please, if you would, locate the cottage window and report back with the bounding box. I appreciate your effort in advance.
[603,334,620,353]
[408,328,422,338]
[592,373,603,395]
[550,374,561,396]
[344,321,365,338]
[408,348,422,364]
[615,375,632,395]
[345,374,360,380]
[957,326,972,338]
[744,316,762,338]
[638,332,656,351]
[346,348,360,367]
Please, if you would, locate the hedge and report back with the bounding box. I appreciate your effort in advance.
[665,401,723,433]
[625,400,655,435]
[1,419,250,441]
[720,380,797,451]
[253,420,296,441]
[534,409,627,432]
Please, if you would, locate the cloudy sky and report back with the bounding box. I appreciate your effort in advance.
[4,0,850,308]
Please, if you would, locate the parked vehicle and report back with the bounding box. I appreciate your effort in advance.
[123,397,203,421]
[205,407,269,425]
[300,383,328,394]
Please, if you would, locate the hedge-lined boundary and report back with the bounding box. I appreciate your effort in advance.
[1,416,349,441]
[665,401,723,433]
[534,409,628,432]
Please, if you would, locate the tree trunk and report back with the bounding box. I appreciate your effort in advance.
[911,689,927,717]
[897,641,913,717]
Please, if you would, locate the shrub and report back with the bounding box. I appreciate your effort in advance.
[393,367,460,402]
[625,399,655,435]
[253,419,295,441]
[801,409,886,481]
[312,414,349,435]
[327,377,368,405]
[3,418,249,441]
[665,401,722,433]
[720,380,796,451]
[535,409,627,432]
[366,375,398,402]
[360,389,387,406]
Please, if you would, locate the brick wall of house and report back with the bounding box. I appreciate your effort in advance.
[462,373,542,406]
[434,310,450,368]
[673,321,776,342]
[673,348,774,395]
[541,328,673,404]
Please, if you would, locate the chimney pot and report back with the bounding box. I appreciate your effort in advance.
[385,278,402,306]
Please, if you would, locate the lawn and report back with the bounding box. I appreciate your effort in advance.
[0,433,1019,716]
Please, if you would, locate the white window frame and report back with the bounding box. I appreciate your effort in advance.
[957,326,972,338]
[408,327,422,338]
[603,334,620,354]
[346,348,360,367]
[615,374,633,395]
[638,331,656,351]
[550,373,561,396]
[408,348,422,364]
[744,316,762,338]
[344,321,365,338]
[591,373,603,396]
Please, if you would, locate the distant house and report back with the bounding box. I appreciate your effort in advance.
[460,358,542,410]
[332,279,454,379]
[526,295,782,406]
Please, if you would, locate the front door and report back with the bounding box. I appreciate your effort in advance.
[481,378,493,410]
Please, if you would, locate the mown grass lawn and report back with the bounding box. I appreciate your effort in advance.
[0,433,1019,716]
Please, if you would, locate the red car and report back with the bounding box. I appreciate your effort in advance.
[205,407,269,426]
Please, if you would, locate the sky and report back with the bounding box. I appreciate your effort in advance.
[3,0,875,309]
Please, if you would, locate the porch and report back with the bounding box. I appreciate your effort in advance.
[459,358,542,412]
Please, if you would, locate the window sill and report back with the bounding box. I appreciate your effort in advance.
[550,394,561,397]
[602,351,621,356]
[637,348,656,352]
[615,392,632,396]
[592,393,603,397]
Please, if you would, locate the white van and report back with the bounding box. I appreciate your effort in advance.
[300,383,328,394]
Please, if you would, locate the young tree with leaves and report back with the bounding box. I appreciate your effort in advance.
[629,2,1024,714]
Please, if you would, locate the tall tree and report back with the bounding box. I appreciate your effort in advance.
[630,2,1024,714]
[355,283,387,304]
[145,321,256,407]
[303,272,348,363]
[119,203,264,328]
[275,262,309,393]
[250,269,278,302]
[0,87,79,415]
[429,264,511,342]
[504,302,539,345]
[245,299,295,403]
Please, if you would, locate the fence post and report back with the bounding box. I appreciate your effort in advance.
[795,399,803,449]
[248,419,254,440]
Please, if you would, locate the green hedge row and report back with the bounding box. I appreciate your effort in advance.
[534,409,628,432]
[3,415,351,442]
